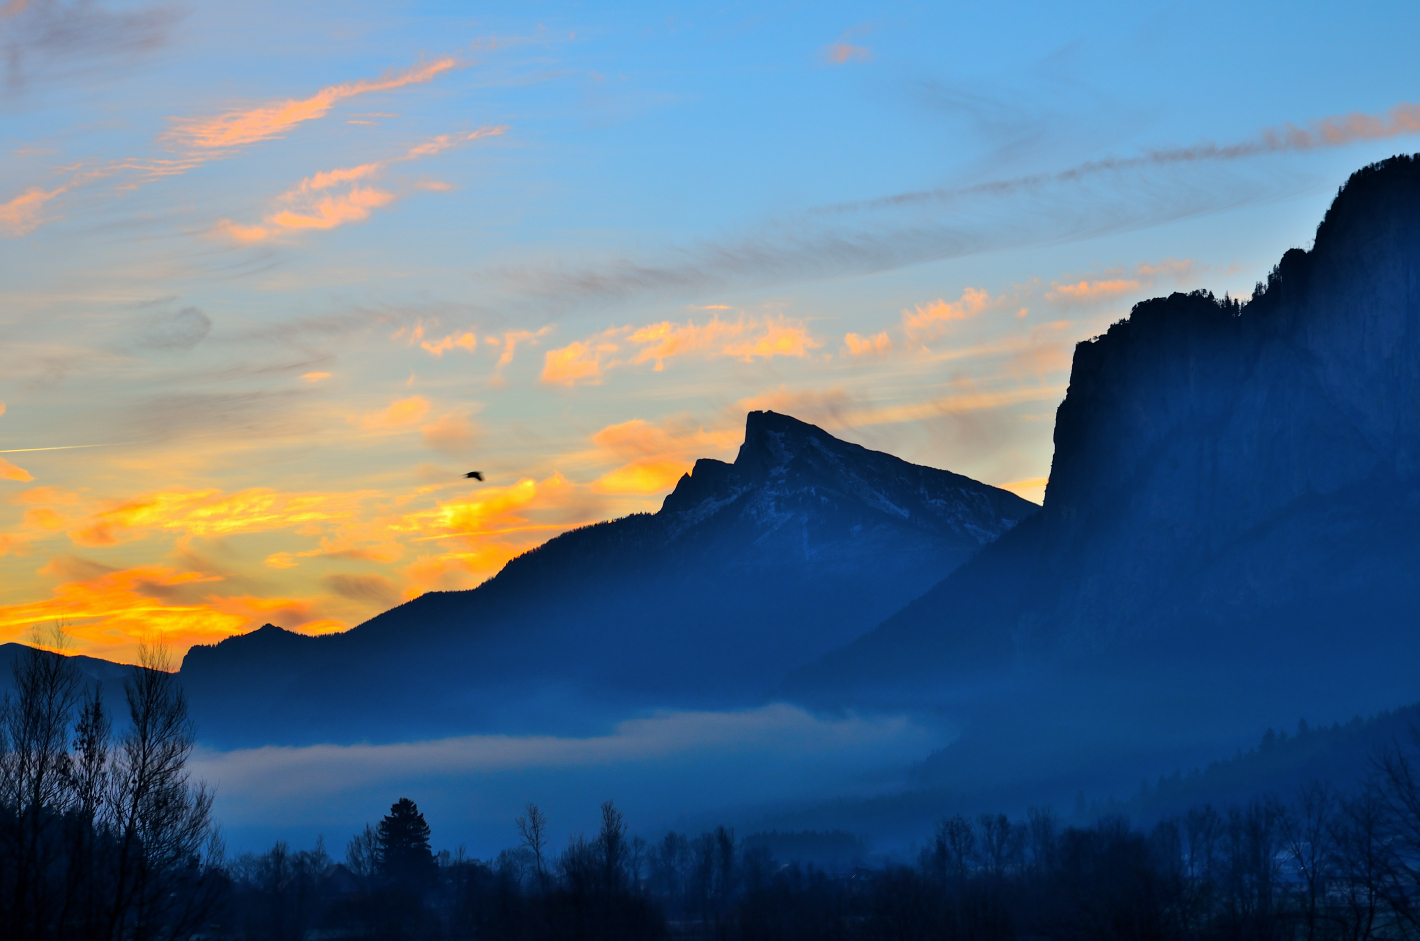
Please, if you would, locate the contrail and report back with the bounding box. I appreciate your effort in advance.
[822,100,1420,215]
[0,444,108,453]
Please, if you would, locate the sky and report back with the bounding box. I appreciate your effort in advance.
[3,0,1420,664]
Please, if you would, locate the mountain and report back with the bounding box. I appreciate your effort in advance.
[181,410,1036,745]
[790,155,1420,768]
[0,643,135,721]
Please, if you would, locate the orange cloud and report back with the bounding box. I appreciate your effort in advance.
[22,507,64,531]
[0,563,248,661]
[357,396,431,431]
[585,418,739,496]
[14,486,79,506]
[626,319,739,368]
[405,544,524,594]
[1046,278,1141,303]
[843,331,892,357]
[165,57,459,151]
[395,473,600,594]
[902,287,995,345]
[542,315,820,386]
[542,340,614,385]
[590,418,739,463]
[301,371,332,382]
[490,327,554,373]
[269,184,395,231]
[220,127,506,241]
[1045,258,1198,305]
[69,487,368,546]
[0,457,33,482]
[214,218,273,242]
[0,560,348,662]
[592,459,690,495]
[723,322,819,360]
[400,476,544,538]
[824,42,872,64]
[0,185,66,237]
[420,332,478,356]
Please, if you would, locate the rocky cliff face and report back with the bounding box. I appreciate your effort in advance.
[797,156,1420,708]
[181,411,1035,745]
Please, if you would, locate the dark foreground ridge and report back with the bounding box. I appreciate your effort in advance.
[180,410,1035,745]
[792,156,1420,740]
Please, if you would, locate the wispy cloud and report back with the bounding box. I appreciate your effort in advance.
[217,127,506,241]
[843,331,892,357]
[2,56,471,238]
[68,486,372,546]
[541,314,820,387]
[493,99,1420,315]
[0,458,33,482]
[823,41,871,65]
[355,396,431,432]
[1044,258,1196,305]
[902,287,1004,346]
[165,57,460,151]
[0,184,66,236]
[829,102,1420,215]
[822,25,872,66]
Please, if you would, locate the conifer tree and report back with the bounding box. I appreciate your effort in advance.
[377,797,435,888]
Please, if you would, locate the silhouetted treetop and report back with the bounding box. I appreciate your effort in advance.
[378,797,435,888]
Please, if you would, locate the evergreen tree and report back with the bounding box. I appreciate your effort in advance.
[377,798,436,888]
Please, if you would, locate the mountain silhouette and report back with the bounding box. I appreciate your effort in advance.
[789,155,1420,771]
[181,410,1035,745]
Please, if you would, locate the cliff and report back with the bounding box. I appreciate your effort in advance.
[795,155,1420,718]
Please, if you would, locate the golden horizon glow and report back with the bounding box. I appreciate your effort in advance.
[5,0,1388,667]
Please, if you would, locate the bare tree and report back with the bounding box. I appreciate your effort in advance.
[103,643,219,941]
[345,823,380,883]
[1282,782,1338,941]
[1331,788,1388,941]
[515,802,549,887]
[1,625,82,940]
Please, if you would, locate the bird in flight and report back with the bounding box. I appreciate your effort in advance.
[464,471,484,481]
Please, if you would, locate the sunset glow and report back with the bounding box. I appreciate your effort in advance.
[2,0,1417,665]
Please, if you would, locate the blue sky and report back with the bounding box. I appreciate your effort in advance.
[2,0,1418,660]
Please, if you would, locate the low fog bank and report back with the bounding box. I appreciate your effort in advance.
[195,703,947,855]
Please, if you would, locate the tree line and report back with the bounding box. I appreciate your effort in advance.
[11,637,1420,938]
[0,632,223,941]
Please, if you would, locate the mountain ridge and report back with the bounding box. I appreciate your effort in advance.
[180,410,1036,745]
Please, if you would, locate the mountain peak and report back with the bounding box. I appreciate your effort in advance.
[734,410,829,479]
[179,409,1039,745]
